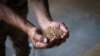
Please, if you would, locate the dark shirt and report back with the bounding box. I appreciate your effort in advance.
[5,0,28,17]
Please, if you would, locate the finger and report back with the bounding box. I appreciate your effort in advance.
[46,38,57,48]
[55,38,61,46]
[50,38,55,42]
[35,41,48,48]
[55,36,68,46]
[59,33,69,44]
[33,34,42,42]
[60,23,68,32]
[52,32,69,46]
[60,23,69,38]
[33,34,48,43]
[57,37,67,45]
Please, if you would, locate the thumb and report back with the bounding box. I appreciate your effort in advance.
[34,34,48,43]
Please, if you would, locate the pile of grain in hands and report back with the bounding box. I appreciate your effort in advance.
[43,27,64,40]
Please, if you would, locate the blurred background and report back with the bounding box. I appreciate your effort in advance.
[6,0,100,56]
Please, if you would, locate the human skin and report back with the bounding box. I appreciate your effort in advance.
[0,0,69,48]
[29,0,69,48]
[0,1,47,48]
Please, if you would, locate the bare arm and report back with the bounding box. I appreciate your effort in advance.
[29,0,53,29]
[0,2,49,48]
[29,0,69,46]
[0,2,35,35]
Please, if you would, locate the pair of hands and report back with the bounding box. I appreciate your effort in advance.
[29,21,69,48]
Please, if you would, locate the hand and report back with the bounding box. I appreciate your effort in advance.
[27,28,48,48]
[41,21,69,47]
[27,20,69,48]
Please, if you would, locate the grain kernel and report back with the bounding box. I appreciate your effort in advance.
[43,27,64,40]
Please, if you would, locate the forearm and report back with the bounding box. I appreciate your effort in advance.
[29,0,53,29]
[0,2,35,35]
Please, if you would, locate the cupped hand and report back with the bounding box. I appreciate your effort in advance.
[28,21,69,48]
[41,21,69,47]
[28,28,48,48]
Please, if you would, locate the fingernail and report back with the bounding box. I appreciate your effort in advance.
[61,35,64,38]
[43,37,48,43]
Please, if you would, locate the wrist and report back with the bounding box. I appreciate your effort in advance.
[27,27,37,38]
[38,18,52,29]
